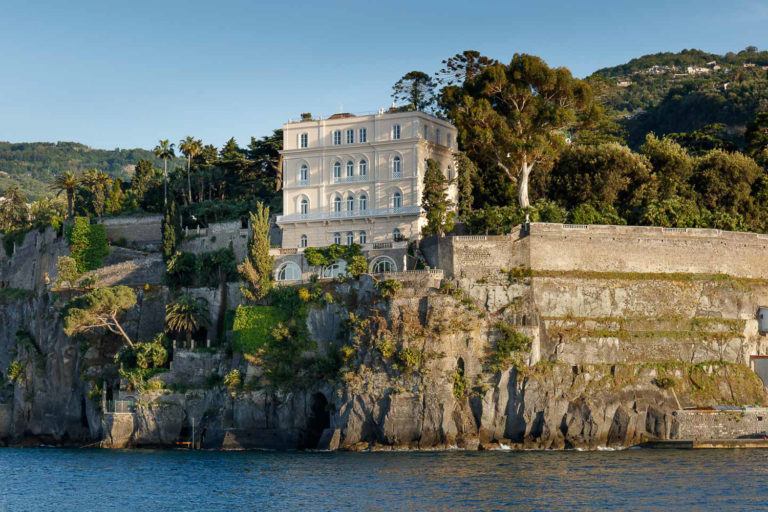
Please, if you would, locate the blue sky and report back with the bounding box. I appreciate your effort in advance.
[1,0,767,150]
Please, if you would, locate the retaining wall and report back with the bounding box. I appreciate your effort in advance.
[100,215,163,247]
[673,409,768,439]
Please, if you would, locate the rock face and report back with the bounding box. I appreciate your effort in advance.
[2,231,768,450]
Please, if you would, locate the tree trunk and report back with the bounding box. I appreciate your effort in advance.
[187,157,192,204]
[518,157,533,209]
[163,159,168,206]
[67,191,73,218]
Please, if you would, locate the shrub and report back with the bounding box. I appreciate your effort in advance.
[375,279,402,298]
[5,360,23,383]
[396,347,423,373]
[347,255,369,277]
[486,322,531,372]
[223,369,242,391]
[375,338,396,359]
[65,217,110,272]
[231,305,285,354]
[453,367,469,400]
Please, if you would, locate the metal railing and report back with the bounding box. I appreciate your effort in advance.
[277,206,420,223]
[332,175,369,184]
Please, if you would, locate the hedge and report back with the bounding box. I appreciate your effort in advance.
[231,305,285,354]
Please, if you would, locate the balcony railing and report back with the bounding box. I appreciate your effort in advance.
[277,205,421,223]
[332,175,369,184]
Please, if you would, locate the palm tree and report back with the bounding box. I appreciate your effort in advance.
[153,139,175,206]
[165,295,211,347]
[179,136,202,204]
[81,169,112,218]
[51,171,78,218]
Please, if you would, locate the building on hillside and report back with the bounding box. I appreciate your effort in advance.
[272,109,457,280]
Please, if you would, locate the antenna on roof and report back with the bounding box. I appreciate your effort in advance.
[339,103,344,113]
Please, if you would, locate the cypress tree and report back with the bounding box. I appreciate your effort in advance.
[238,202,273,302]
[421,158,455,236]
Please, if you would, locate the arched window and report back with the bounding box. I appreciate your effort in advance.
[393,156,401,178]
[346,195,354,211]
[300,235,308,248]
[346,160,354,178]
[359,231,367,244]
[346,232,354,246]
[393,191,402,209]
[333,196,342,213]
[359,194,368,211]
[300,164,308,183]
[333,161,341,180]
[300,198,309,215]
[333,232,341,245]
[346,129,354,144]
[300,133,308,148]
[393,228,402,241]
[333,130,342,145]
[392,124,401,140]
[359,159,367,177]
[277,262,302,282]
[371,256,396,274]
[322,259,348,279]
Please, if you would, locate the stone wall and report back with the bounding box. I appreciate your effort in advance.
[672,408,768,439]
[179,221,250,262]
[529,223,768,279]
[0,227,67,293]
[100,215,163,248]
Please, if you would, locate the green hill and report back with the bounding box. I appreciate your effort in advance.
[588,47,768,146]
[0,141,176,199]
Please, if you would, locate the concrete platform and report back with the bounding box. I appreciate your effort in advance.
[642,439,768,449]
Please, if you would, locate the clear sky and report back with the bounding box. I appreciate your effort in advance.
[1,0,767,150]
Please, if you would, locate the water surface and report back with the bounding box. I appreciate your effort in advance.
[1,448,766,511]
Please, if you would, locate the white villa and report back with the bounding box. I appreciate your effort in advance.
[273,109,457,279]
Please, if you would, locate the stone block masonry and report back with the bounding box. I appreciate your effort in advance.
[100,215,163,247]
[673,408,768,440]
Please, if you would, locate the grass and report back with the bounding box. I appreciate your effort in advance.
[532,269,767,287]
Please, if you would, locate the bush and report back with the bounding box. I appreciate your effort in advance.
[5,360,23,383]
[55,256,81,288]
[375,279,402,298]
[231,305,286,354]
[486,322,531,372]
[453,367,469,399]
[165,248,237,289]
[396,347,423,373]
[65,217,110,272]
[223,369,242,391]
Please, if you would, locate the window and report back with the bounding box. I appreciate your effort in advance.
[346,129,354,144]
[333,232,341,245]
[423,125,428,139]
[359,159,367,177]
[300,164,308,183]
[333,196,342,212]
[359,194,368,211]
[393,228,402,241]
[277,262,301,282]
[346,160,354,178]
[300,133,308,148]
[393,191,402,209]
[333,130,342,145]
[322,259,347,278]
[436,128,441,145]
[447,134,452,148]
[359,127,367,143]
[300,198,309,215]
[392,124,401,140]
[359,231,367,244]
[300,235,308,248]
[346,195,354,211]
[447,166,453,181]
[393,156,401,177]
[371,256,395,273]
[346,232,354,246]
[333,161,341,180]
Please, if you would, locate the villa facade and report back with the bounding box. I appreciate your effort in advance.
[275,110,458,272]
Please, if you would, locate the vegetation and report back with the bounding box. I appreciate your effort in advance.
[5,360,23,384]
[164,295,211,346]
[223,369,242,391]
[165,248,237,289]
[62,286,137,347]
[65,217,110,273]
[421,158,455,236]
[55,256,81,288]
[238,202,273,302]
[231,305,285,354]
[375,279,402,298]
[486,321,531,372]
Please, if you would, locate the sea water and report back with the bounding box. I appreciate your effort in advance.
[1,447,766,511]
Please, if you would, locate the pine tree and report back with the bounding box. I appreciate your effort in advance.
[238,202,273,302]
[421,159,455,236]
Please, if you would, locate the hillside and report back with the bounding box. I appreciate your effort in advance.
[588,47,768,146]
[0,142,176,199]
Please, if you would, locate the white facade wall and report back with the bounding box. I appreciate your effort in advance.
[277,111,458,249]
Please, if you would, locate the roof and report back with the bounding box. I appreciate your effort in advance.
[327,113,355,120]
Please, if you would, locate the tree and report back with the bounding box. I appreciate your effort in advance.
[30,196,67,230]
[455,152,476,217]
[153,139,175,206]
[392,71,436,112]
[62,286,137,347]
[66,216,110,272]
[55,256,80,288]
[548,143,652,208]
[80,169,112,218]
[179,136,202,204]
[248,130,283,192]
[162,199,181,261]
[51,171,78,218]
[745,112,768,166]
[165,295,211,346]
[421,158,455,236]
[0,185,29,232]
[691,149,762,216]
[131,159,156,205]
[436,50,497,88]
[238,202,273,302]
[443,54,592,208]
[639,134,695,200]
[220,137,245,161]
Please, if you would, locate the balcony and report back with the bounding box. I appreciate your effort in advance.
[277,205,421,223]
[332,175,369,184]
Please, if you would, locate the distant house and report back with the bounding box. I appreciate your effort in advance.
[616,80,631,88]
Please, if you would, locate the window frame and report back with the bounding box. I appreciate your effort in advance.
[393,191,402,209]
[300,163,308,183]
[300,198,309,215]
[346,160,354,178]
[359,159,367,177]
[392,124,401,140]
[359,127,367,143]
[300,234,308,248]
[359,194,368,211]
[392,156,402,178]
[333,161,342,180]
[300,133,308,148]
[333,130,342,145]
[359,231,367,244]
[333,232,341,245]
